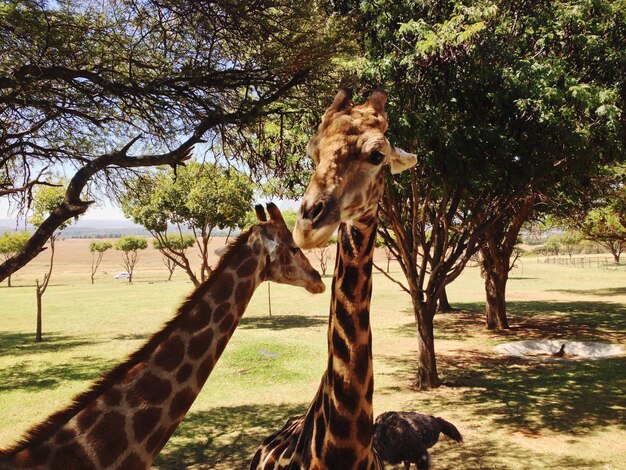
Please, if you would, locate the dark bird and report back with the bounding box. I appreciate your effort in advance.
[554,343,566,357]
[373,411,463,470]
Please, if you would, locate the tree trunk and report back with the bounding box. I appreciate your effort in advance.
[437,287,454,312]
[7,274,11,287]
[268,282,272,316]
[35,280,43,342]
[483,264,510,330]
[413,300,440,390]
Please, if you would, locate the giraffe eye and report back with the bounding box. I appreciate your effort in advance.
[290,247,299,254]
[368,151,385,165]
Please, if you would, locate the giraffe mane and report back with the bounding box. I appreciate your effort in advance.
[0,228,253,458]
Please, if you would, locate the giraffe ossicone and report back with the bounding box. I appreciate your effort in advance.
[251,89,416,469]
[0,203,324,470]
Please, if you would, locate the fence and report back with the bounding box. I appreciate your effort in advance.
[540,256,624,270]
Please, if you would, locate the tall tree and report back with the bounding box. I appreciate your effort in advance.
[120,162,254,285]
[0,0,348,281]
[344,0,625,387]
[153,235,195,281]
[30,183,70,341]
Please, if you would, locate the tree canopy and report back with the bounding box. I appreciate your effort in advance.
[120,161,254,284]
[115,235,147,283]
[0,0,349,281]
[328,0,626,388]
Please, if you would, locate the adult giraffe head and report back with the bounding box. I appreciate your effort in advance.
[253,203,325,293]
[294,88,417,249]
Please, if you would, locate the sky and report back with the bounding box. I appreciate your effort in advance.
[0,196,299,221]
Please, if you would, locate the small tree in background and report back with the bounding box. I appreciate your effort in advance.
[559,231,583,259]
[544,237,562,256]
[310,237,336,276]
[581,207,626,263]
[0,231,31,287]
[115,236,148,283]
[89,241,113,284]
[30,183,72,342]
[153,235,195,281]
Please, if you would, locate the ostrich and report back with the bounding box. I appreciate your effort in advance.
[373,411,463,470]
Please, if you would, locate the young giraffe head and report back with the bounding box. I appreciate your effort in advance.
[294,88,417,249]
[252,203,325,294]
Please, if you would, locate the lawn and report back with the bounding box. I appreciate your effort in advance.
[0,245,625,469]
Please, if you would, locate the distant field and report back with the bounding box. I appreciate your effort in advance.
[1,242,625,469]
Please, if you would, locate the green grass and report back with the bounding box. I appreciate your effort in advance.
[0,259,625,469]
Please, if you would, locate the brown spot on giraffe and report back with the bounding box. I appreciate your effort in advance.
[188,327,214,359]
[196,355,215,388]
[132,407,162,443]
[154,334,185,371]
[169,387,195,420]
[212,302,231,323]
[88,411,128,467]
[237,257,258,277]
[127,371,172,406]
[212,272,234,304]
[176,362,193,383]
[49,443,95,470]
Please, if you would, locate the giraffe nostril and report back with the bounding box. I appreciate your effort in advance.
[309,202,325,223]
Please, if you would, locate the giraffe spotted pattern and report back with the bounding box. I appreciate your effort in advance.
[251,89,416,469]
[0,204,324,470]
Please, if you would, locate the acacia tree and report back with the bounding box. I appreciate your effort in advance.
[30,184,70,342]
[0,231,30,287]
[153,235,195,281]
[580,204,626,263]
[560,231,583,259]
[89,241,112,284]
[346,0,625,387]
[121,162,253,285]
[310,237,336,276]
[115,236,147,284]
[0,0,347,282]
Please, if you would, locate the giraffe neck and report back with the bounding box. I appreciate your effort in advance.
[300,219,377,469]
[1,234,266,469]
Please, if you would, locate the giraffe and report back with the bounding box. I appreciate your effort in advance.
[250,89,417,469]
[0,203,325,470]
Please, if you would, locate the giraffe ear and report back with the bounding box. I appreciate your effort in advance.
[329,87,352,112]
[389,146,417,174]
[367,89,388,113]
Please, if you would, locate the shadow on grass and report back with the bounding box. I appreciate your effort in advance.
[154,403,307,470]
[393,300,626,342]
[112,333,149,341]
[380,347,625,437]
[0,356,116,392]
[382,297,626,439]
[239,314,326,330]
[0,332,100,358]
[383,431,601,470]
[550,286,626,297]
